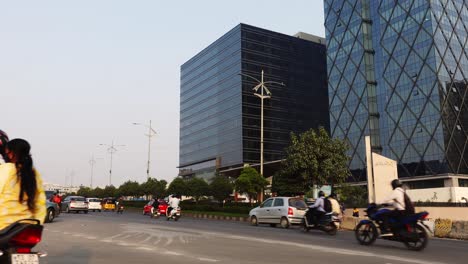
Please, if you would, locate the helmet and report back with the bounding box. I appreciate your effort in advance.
[391,179,402,190]
[318,191,325,197]
[0,130,9,159]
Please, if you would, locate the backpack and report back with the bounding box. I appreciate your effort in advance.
[323,198,332,213]
[404,192,415,215]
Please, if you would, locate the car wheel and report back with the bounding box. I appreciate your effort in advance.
[250,216,258,226]
[280,217,290,229]
[143,210,146,215]
[46,208,55,223]
[84,210,88,214]
[75,211,79,214]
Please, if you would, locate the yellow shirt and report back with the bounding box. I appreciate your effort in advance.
[0,163,46,229]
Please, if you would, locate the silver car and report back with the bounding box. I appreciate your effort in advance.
[249,197,307,228]
[61,196,88,214]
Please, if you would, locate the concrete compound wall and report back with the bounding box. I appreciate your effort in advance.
[406,187,468,203]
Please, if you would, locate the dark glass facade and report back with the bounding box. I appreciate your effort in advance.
[180,24,329,179]
[325,0,468,181]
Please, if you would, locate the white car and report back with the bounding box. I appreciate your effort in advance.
[249,197,307,228]
[86,198,102,212]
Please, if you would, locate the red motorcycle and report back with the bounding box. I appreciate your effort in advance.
[0,219,46,263]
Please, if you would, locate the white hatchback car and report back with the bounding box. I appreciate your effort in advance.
[249,197,308,228]
[86,198,102,212]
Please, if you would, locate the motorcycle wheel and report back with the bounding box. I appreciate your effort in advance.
[404,224,428,251]
[326,223,338,236]
[174,216,179,222]
[355,222,377,245]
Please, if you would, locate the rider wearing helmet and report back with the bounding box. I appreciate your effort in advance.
[0,130,9,163]
[379,179,406,236]
[308,191,326,226]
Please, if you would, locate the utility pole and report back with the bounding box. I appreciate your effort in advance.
[239,70,285,202]
[89,154,96,188]
[100,141,125,186]
[133,121,157,180]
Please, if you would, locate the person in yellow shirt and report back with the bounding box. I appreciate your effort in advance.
[0,138,46,230]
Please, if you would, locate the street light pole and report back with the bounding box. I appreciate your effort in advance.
[89,154,96,188]
[239,70,285,201]
[133,121,157,180]
[100,141,124,186]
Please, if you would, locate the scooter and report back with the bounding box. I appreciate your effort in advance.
[166,207,181,221]
[302,210,341,236]
[150,207,161,219]
[0,219,46,264]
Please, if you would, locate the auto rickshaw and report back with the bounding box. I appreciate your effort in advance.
[102,197,116,211]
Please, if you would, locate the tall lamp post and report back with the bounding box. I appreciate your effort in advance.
[239,70,285,201]
[100,141,125,186]
[133,120,157,180]
[89,154,102,188]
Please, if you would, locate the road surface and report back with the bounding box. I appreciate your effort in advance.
[36,211,468,264]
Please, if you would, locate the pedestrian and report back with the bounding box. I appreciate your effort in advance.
[352,207,360,217]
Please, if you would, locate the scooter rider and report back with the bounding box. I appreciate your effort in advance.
[308,191,326,226]
[167,194,180,217]
[379,179,406,236]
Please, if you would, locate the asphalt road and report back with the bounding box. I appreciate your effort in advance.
[35,210,468,264]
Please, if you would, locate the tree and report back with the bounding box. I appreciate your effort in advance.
[335,184,368,208]
[186,177,209,203]
[210,175,233,205]
[167,177,188,196]
[93,187,104,198]
[118,181,141,197]
[272,127,349,196]
[77,186,92,197]
[141,178,167,199]
[235,167,268,205]
[102,185,117,198]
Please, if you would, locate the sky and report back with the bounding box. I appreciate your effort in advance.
[0,0,325,188]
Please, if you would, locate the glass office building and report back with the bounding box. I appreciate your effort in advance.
[179,24,329,180]
[325,0,468,185]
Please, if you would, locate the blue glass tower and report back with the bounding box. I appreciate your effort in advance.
[325,0,468,186]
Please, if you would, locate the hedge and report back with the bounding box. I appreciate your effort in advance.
[123,199,256,215]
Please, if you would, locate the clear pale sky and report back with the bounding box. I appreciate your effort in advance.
[0,0,325,187]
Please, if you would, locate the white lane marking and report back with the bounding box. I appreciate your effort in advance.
[100,240,112,243]
[224,234,446,264]
[86,236,97,240]
[136,247,153,251]
[198,258,219,262]
[164,251,183,256]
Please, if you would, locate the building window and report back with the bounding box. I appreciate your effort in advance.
[459,179,468,187]
[406,179,445,189]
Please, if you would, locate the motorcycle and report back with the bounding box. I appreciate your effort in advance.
[354,204,430,251]
[0,219,46,264]
[302,210,341,235]
[116,202,124,214]
[166,207,181,221]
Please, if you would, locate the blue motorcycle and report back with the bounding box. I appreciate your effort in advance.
[354,204,430,251]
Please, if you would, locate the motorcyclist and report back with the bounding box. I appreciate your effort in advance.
[379,179,406,236]
[307,191,326,226]
[167,194,180,217]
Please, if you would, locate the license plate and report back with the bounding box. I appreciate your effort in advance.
[11,254,39,264]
